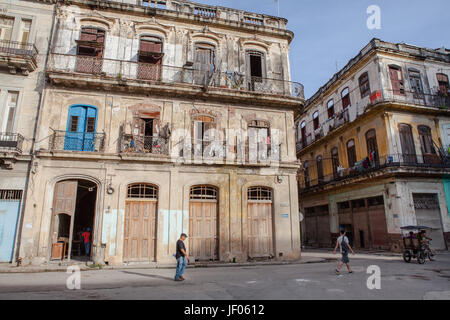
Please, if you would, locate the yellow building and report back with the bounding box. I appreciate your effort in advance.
[295,39,450,252]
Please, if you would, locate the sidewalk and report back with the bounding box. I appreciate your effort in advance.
[0,255,326,274]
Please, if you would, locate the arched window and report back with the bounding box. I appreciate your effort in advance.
[418,125,436,164]
[316,155,324,183]
[398,123,416,163]
[327,99,335,118]
[190,185,218,200]
[301,121,306,144]
[365,129,379,164]
[341,87,351,109]
[359,72,371,98]
[248,187,272,201]
[347,139,357,167]
[331,147,339,178]
[389,65,405,95]
[127,183,158,199]
[313,111,319,130]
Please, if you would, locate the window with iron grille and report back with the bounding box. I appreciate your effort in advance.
[127,183,158,199]
[190,185,218,200]
[248,187,272,201]
[0,189,22,201]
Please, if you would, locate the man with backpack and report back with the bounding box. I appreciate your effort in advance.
[333,229,355,274]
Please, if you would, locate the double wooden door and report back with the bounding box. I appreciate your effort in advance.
[189,200,218,261]
[247,201,273,258]
[124,200,157,262]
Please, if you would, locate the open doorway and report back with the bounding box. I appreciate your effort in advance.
[50,179,98,262]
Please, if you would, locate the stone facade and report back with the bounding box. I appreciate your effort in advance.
[15,0,304,266]
[295,39,450,252]
[0,0,54,262]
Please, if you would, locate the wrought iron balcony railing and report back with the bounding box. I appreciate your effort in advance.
[47,53,304,99]
[368,89,450,111]
[49,130,105,152]
[120,133,169,155]
[299,153,450,192]
[0,133,24,153]
[0,40,38,62]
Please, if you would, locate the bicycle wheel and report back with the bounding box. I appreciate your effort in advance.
[417,251,426,264]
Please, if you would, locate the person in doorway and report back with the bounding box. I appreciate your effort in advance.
[81,228,91,257]
[174,233,190,282]
[333,229,355,275]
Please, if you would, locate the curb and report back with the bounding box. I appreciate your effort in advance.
[0,258,327,274]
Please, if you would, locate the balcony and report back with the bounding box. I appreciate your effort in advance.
[299,153,450,193]
[0,40,38,75]
[47,53,304,104]
[120,134,169,156]
[368,89,450,111]
[49,130,105,152]
[0,133,24,153]
[119,135,281,164]
[73,0,288,31]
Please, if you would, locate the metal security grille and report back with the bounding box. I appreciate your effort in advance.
[127,184,158,199]
[0,189,22,201]
[190,186,217,201]
[413,194,439,210]
[248,187,272,201]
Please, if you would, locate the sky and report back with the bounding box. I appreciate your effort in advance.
[191,0,450,98]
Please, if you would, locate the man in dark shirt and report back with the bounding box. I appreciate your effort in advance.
[174,233,189,281]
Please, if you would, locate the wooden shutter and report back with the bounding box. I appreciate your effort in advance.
[398,124,416,163]
[389,66,404,95]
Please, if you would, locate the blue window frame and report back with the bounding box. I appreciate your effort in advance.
[64,105,98,151]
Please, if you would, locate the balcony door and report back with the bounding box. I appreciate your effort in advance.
[65,105,97,151]
[398,123,417,164]
[248,120,270,162]
[137,36,163,81]
[246,50,266,91]
[194,43,215,85]
[76,28,105,74]
[192,115,215,158]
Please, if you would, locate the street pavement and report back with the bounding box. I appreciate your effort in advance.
[0,251,449,300]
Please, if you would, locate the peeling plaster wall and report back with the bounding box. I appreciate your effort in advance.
[19,157,300,265]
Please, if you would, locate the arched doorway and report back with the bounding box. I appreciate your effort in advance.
[50,179,98,261]
[189,185,218,261]
[123,183,158,262]
[247,187,274,259]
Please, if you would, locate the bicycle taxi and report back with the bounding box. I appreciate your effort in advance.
[401,226,435,264]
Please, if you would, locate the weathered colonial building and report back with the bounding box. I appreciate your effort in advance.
[18,0,304,266]
[295,39,450,252]
[0,0,54,262]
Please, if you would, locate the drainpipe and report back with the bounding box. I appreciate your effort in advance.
[14,1,59,265]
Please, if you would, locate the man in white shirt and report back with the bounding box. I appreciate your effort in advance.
[333,229,355,274]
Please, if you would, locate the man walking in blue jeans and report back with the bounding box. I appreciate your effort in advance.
[174,233,190,281]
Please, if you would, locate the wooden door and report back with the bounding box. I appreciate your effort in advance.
[398,123,417,164]
[51,181,77,260]
[124,200,157,262]
[247,201,273,258]
[189,200,218,261]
